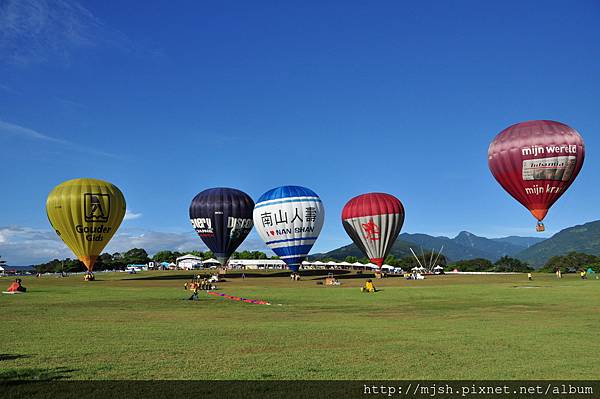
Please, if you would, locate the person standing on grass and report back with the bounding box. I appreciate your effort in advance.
[188,286,199,300]
[528,272,533,281]
[361,279,376,293]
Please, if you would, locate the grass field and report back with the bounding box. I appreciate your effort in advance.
[1,270,599,380]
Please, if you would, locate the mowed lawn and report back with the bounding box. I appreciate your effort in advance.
[0,271,598,380]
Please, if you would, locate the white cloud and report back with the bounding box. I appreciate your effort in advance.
[0,0,155,66]
[0,225,271,265]
[123,210,142,221]
[0,119,71,145]
[0,0,99,65]
[0,226,71,265]
[0,119,117,158]
[0,83,18,94]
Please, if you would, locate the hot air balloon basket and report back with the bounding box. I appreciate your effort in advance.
[536,222,545,232]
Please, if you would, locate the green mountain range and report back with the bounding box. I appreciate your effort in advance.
[516,220,600,267]
[314,231,543,263]
[314,220,600,268]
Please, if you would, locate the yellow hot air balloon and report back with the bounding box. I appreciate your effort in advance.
[46,178,126,273]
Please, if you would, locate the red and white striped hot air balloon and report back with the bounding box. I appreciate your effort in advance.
[341,193,405,269]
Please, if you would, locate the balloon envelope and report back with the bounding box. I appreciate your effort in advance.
[46,178,126,271]
[341,193,404,268]
[488,120,585,227]
[253,186,324,272]
[189,188,254,266]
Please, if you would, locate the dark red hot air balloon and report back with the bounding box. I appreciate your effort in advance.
[341,193,405,268]
[488,120,585,231]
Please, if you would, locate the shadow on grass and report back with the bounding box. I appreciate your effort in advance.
[0,366,76,382]
[126,274,196,281]
[128,269,353,281]
[311,273,405,281]
[230,270,352,278]
[0,354,30,362]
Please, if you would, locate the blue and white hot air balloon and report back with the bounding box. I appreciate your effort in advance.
[253,186,324,272]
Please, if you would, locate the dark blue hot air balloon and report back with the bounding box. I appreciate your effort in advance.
[189,188,254,266]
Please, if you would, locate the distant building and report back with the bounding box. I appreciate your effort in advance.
[147,261,171,270]
[228,259,286,270]
[176,254,203,270]
[201,258,222,268]
[226,259,398,271]
[125,264,147,272]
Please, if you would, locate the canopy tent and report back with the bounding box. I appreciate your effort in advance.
[175,254,203,270]
[409,245,445,273]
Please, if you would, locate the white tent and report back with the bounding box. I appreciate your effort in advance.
[203,258,221,268]
[176,254,203,270]
[409,245,445,273]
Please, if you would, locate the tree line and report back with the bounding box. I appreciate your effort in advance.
[30,248,600,274]
[32,249,276,273]
[443,252,600,273]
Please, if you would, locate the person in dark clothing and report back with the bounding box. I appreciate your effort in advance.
[188,287,199,300]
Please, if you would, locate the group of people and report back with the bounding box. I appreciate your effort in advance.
[555,269,562,279]
[553,268,597,279]
[5,278,26,293]
[83,272,95,281]
[185,278,217,300]
[405,272,425,280]
[290,273,300,281]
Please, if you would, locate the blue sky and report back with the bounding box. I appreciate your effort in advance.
[1,0,599,264]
